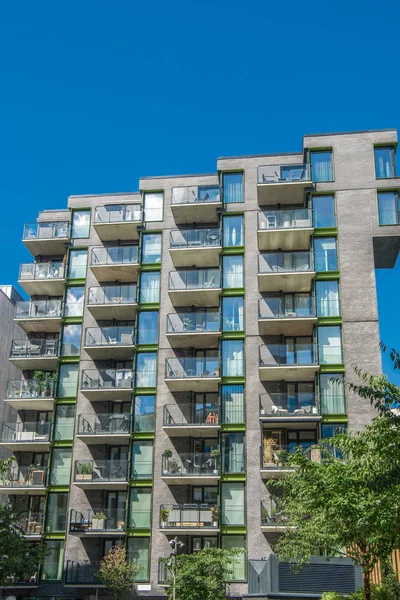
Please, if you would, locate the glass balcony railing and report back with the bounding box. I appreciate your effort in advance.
[261,440,321,469]
[261,503,289,527]
[167,311,220,333]
[84,326,135,348]
[10,339,60,359]
[169,269,221,291]
[1,421,51,443]
[0,466,47,488]
[160,504,218,529]
[258,209,312,230]
[172,185,221,205]
[19,261,65,281]
[259,252,314,274]
[259,343,318,366]
[74,460,128,483]
[17,511,45,535]
[258,164,311,184]
[91,246,139,266]
[165,357,220,379]
[170,228,221,248]
[66,560,99,585]
[259,393,320,416]
[88,284,137,306]
[70,508,127,533]
[23,221,70,240]
[163,403,220,427]
[15,299,63,320]
[94,204,142,224]
[6,379,56,399]
[259,296,316,319]
[162,452,220,477]
[81,369,133,390]
[77,413,131,435]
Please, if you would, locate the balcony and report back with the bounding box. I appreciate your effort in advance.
[258,296,317,336]
[6,379,56,410]
[168,269,221,307]
[258,252,315,293]
[167,311,221,349]
[65,560,101,586]
[170,228,221,268]
[171,185,222,224]
[261,437,320,479]
[87,284,137,320]
[17,511,45,538]
[23,221,70,255]
[261,503,290,533]
[70,508,126,536]
[257,209,313,251]
[73,459,128,490]
[259,343,319,382]
[77,412,131,444]
[163,403,220,437]
[93,204,142,241]
[81,369,133,401]
[0,466,47,494]
[10,339,59,371]
[257,164,312,205]
[90,246,139,283]
[83,326,135,360]
[260,393,321,422]
[160,504,219,534]
[161,452,220,485]
[165,357,220,392]
[14,300,63,333]
[0,421,51,451]
[18,261,65,295]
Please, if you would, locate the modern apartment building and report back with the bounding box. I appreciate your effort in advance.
[2,129,399,599]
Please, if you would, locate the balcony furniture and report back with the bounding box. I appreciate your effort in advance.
[120,333,133,345]
[271,405,289,415]
[108,336,118,345]
[28,342,41,356]
[204,277,215,288]
[45,340,57,355]
[205,412,219,424]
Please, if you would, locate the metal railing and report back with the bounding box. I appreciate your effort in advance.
[84,326,135,347]
[6,379,56,399]
[258,251,314,274]
[94,204,142,224]
[17,511,45,535]
[88,284,137,306]
[163,403,220,427]
[258,163,311,184]
[91,245,139,266]
[15,299,63,320]
[70,508,127,533]
[165,357,220,379]
[171,185,221,205]
[0,466,47,488]
[162,452,220,477]
[19,261,65,281]
[258,209,312,230]
[77,413,131,435]
[259,393,320,416]
[259,343,318,366]
[160,504,217,528]
[10,339,60,359]
[74,459,128,482]
[170,228,221,248]
[66,560,99,585]
[259,296,316,319]
[1,421,51,443]
[23,221,70,240]
[81,368,133,390]
[167,311,220,333]
[169,269,221,290]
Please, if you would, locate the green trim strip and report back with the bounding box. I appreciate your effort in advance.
[221,377,245,385]
[315,272,340,281]
[66,278,86,286]
[52,440,73,448]
[43,533,66,540]
[131,432,155,440]
[58,356,80,364]
[47,486,70,493]
[138,303,160,311]
[318,317,342,326]
[134,387,157,395]
[320,365,345,373]
[127,530,151,537]
[220,526,246,535]
[62,317,83,325]
[55,398,77,404]
[221,473,246,482]
[221,247,245,255]
[221,331,245,340]
[136,344,158,352]
[221,289,245,297]
[322,415,348,423]
[220,424,246,432]
[140,264,161,272]
[313,228,337,237]
[129,479,153,487]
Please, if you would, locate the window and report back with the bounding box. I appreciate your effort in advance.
[67,249,88,279]
[221,482,245,525]
[223,172,243,203]
[318,326,343,364]
[375,146,396,179]
[138,311,159,345]
[53,405,75,440]
[50,448,72,485]
[222,297,244,331]
[135,352,157,387]
[223,215,244,247]
[222,340,244,377]
[127,538,150,581]
[41,540,64,581]
[310,150,333,182]
[312,195,335,229]
[129,488,152,528]
[58,363,78,397]
[141,233,162,263]
[139,271,160,303]
[314,237,338,272]
[316,280,340,317]
[223,255,244,288]
[131,441,153,479]
[71,210,90,238]
[221,385,244,424]
[134,395,155,432]
[221,535,246,581]
[322,423,346,438]
[222,432,245,474]
[320,373,346,414]
[64,286,85,317]
[143,192,163,222]
[45,493,68,532]
[61,324,82,356]
[378,191,400,225]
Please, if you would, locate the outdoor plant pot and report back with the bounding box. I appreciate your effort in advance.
[117,520,125,530]
[212,521,218,527]
[213,469,219,474]
[76,474,93,481]
[92,518,105,529]
[161,521,167,528]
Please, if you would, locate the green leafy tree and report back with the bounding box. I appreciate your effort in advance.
[97,545,140,600]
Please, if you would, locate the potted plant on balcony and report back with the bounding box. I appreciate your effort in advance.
[32,371,46,397]
[44,372,58,397]
[162,449,172,474]
[210,448,220,474]
[76,461,93,481]
[160,507,170,528]
[117,519,125,530]
[92,511,107,530]
[210,505,219,527]
[169,459,181,474]
[182,316,192,332]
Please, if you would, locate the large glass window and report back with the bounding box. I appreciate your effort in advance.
[312,195,335,229]
[58,363,78,397]
[223,215,244,247]
[318,326,343,365]
[320,373,346,414]
[223,172,243,203]
[41,540,64,581]
[221,534,246,581]
[316,280,340,317]
[61,324,82,356]
[50,448,72,485]
[221,385,244,424]
[135,352,157,387]
[67,249,88,279]
[138,311,159,345]
[45,493,68,532]
[375,146,396,179]
[134,395,155,432]
[131,441,153,479]
[314,237,338,272]
[222,297,244,331]
[64,286,85,317]
[139,272,160,303]
[222,340,244,377]
[222,432,245,474]
[310,150,333,182]
[53,405,75,440]
[141,233,162,263]
[127,537,150,581]
[223,255,244,288]
[143,192,163,222]
[129,488,152,528]
[378,191,400,225]
[221,482,245,526]
[71,210,90,238]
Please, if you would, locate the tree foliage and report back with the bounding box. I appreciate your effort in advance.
[97,545,140,600]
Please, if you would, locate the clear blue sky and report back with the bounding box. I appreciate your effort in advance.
[1,0,399,381]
